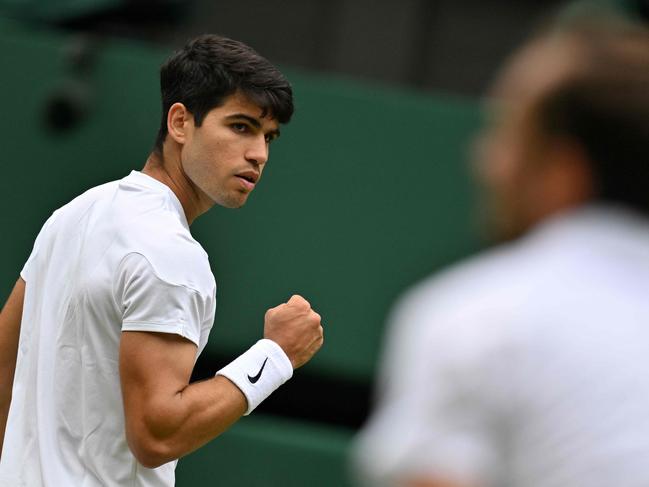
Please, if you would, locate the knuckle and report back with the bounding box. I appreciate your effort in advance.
[290,294,310,309]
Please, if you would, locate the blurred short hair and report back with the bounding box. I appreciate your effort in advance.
[534,16,649,215]
[154,34,294,153]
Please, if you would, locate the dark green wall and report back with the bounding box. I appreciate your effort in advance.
[0,17,481,381]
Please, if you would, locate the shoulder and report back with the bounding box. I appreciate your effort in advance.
[121,225,214,297]
[41,180,120,221]
[25,180,121,252]
[58,180,122,216]
[93,176,216,296]
[118,215,214,299]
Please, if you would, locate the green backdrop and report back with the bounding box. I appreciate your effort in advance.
[0,17,481,381]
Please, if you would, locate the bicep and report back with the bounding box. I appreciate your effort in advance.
[119,330,247,467]
[0,278,25,388]
[119,331,196,435]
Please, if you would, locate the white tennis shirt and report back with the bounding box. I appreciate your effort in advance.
[0,171,216,487]
[354,206,649,487]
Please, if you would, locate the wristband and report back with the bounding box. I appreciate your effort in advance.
[216,339,293,415]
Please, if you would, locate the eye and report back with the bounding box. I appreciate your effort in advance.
[265,133,278,144]
[231,123,249,133]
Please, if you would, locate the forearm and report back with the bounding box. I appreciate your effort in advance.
[126,375,246,467]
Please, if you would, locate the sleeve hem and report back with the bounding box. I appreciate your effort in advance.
[121,321,200,347]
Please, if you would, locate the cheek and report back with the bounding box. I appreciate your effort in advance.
[474,131,527,194]
[182,136,223,172]
[180,142,220,192]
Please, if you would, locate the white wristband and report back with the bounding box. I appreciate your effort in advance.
[216,339,293,415]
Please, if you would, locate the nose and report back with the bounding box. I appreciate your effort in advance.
[245,135,269,166]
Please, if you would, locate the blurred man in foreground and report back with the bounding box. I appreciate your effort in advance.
[354,15,649,487]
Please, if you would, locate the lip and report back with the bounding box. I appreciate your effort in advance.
[236,176,255,191]
[236,170,260,184]
[235,170,259,192]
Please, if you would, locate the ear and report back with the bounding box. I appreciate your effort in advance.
[166,102,192,145]
[544,137,594,208]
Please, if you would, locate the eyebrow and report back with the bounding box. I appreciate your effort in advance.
[225,113,281,139]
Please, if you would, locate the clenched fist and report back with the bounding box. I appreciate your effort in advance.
[264,295,323,369]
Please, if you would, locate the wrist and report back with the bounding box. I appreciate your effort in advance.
[216,339,293,415]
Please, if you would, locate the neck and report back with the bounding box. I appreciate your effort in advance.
[142,149,208,225]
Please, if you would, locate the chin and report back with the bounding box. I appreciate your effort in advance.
[214,193,249,209]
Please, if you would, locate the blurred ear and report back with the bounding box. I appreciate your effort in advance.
[167,102,192,145]
[544,137,594,209]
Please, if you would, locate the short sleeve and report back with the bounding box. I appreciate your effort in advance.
[21,244,37,282]
[115,252,213,347]
[20,212,58,282]
[352,285,503,487]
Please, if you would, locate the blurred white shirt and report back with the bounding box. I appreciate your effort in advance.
[354,206,649,487]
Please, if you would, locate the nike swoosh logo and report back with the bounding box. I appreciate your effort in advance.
[247,357,269,384]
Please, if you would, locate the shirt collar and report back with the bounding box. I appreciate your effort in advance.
[125,170,190,229]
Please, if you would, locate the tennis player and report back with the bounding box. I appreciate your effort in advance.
[354,15,649,487]
[0,34,323,486]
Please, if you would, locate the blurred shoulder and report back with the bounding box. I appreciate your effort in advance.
[398,237,541,322]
